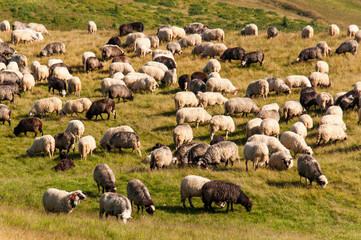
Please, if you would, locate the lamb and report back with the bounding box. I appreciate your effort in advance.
[27,23,49,35]
[329,24,339,36]
[0,20,10,32]
[178,34,202,48]
[86,57,103,72]
[60,98,92,117]
[320,115,346,131]
[335,40,358,55]
[178,74,191,91]
[108,84,133,102]
[180,175,211,208]
[176,107,212,127]
[99,126,134,148]
[167,42,182,55]
[243,141,269,171]
[192,42,214,55]
[197,141,239,168]
[174,91,198,110]
[54,132,76,154]
[22,73,35,92]
[209,115,235,140]
[300,87,318,110]
[11,29,37,44]
[220,47,245,62]
[173,124,193,149]
[139,65,165,82]
[316,124,347,145]
[325,106,343,117]
[150,146,173,169]
[67,77,81,97]
[241,24,258,36]
[301,25,314,38]
[265,77,291,95]
[125,32,146,45]
[78,135,96,160]
[297,155,328,188]
[246,118,262,139]
[53,152,75,172]
[291,122,307,139]
[296,47,322,62]
[107,132,141,156]
[224,97,259,116]
[26,135,55,158]
[29,97,62,118]
[260,118,279,137]
[35,65,49,82]
[172,142,201,163]
[39,42,66,56]
[315,61,329,73]
[309,72,330,87]
[316,92,333,113]
[102,45,124,61]
[147,35,159,48]
[201,180,252,213]
[197,92,228,108]
[162,68,177,85]
[93,163,116,193]
[99,192,132,223]
[109,62,135,76]
[65,120,84,142]
[179,143,210,166]
[127,179,155,214]
[48,77,67,97]
[43,188,86,214]
[86,98,116,120]
[201,43,227,58]
[280,131,313,157]
[347,24,359,37]
[189,79,206,93]
[268,151,293,171]
[205,77,238,95]
[0,104,11,126]
[247,134,289,154]
[101,77,126,97]
[267,26,278,38]
[246,79,269,100]
[201,28,224,41]
[202,59,221,73]
[283,101,306,123]
[88,21,97,34]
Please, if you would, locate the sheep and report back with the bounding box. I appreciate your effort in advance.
[86,98,116,120]
[197,141,239,168]
[297,155,328,188]
[49,62,73,75]
[112,72,125,80]
[267,26,278,38]
[335,89,359,110]
[192,42,214,55]
[59,98,92,117]
[224,97,259,116]
[280,131,313,157]
[0,62,5,71]
[119,22,144,36]
[246,79,269,100]
[0,43,16,56]
[201,43,227,58]
[184,23,209,34]
[65,120,84,142]
[265,77,291,95]
[43,188,86,214]
[172,142,201,164]
[315,61,329,73]
[201,28,224,41]
[178,34,202,48]
[176,107,212,127]
[13,117,42,137]
[316,41,331,57]
[134,39,152,57]
[260,118,279,137]
[174,91,198,110]
[0,20,10,32]
[0,104,11,126]
[189,79,206,94]
[173,124,193,149]
[125,32,146,45]
[316,124,347,145]
[22,73,35,92]
[99,192,132,223]
[152,49,174,59]
[101,45,124,61]
[296,47,322,62]
[12,21,27,30]
[320,115,346,131]
[129,75,159,93]
[157,28,173,42]
[291,122,307,139]
[209,115,235,140]
[35,65,49,82]
[127,179,155,215]
[205,77,238,95]
[243,141,269,171]
[48,77,67,97]
[112,56,131,65]
[220,47,245,62]
[150,146,173,169]
[241,51,264,67]
[107,132,141,156]
[93,163,116,193]
[300,87,318,110]
[347,24,359,37]
[258,103,281,121]
[246,118,262,139]
[78,135,96,160]
[191,71,208,83]
[247,134,289,154]
[11,29,37,44]
[67,77,81,97]
[40,42,66,56]
[7,61,19,71]
[147,35,159,48]
[108,84,133,102]
[27,23,49,35]
[0,70,22,84]
[99,126,134,148]
[162,68,177,85]
[88,21,97,34]
[53,152,75,172]
[153,55,177,69]
[335,40,358,55]
[26,135,55,158]
[47,59,63,68]
[52,67,72,81]
[202,59,221,73]
[269,151,293,171]
[329,24,339,36]
[179,143,210,166]
[109,62,134,76]
[283,101,306,123]
[325,106,343,118]
[180,175,211,208]
[241,23,258,36]
[29,97,62,118]
[178,74,190,91]
[101,78,126,97]
[355,30,361,43]
[201,180,252,213]
[144,61,168,72]
[54,132,75,154]
[210,135,224,145]
[139,65,165,82]
[301,25,314,38]
[309,72,330,88]
[167,42,182,55]
[354,81,361,94]
[334,92,347,103]
[20,66,31,75]
[197,92,228,108]
[316,92,333,113]
[123,72,149,88]
[86,56,103,72]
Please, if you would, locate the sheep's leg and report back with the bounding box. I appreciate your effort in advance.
[97,184,100,193]
[208,202,215,213]
[25,131,28,137]
[226,131,229,139]
[118,147,122,153]
[300,176,302,184]
[100,114,104,120]
[107,113,110,120]
[231,202,234,211]
[137,205,140,213]
[196,122,199,128]
[182,200,186,208]
[309,180,312,186]
[189,197,194,208]
[245,159,248,171]
[226,202,230,213]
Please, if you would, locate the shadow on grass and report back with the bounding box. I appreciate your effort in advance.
[156,205,206,215]
[266,180,302,188]
[152,125,174,132]
[150,110,177,117]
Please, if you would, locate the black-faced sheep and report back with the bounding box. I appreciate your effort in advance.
[127,179,155,215]
[14,117,43,137]
[93,163,116,193]
[297,155,328,188]
[86,98,116,120]
[241,51,264,67]
[54,132,75,154]
[43,188,86,213]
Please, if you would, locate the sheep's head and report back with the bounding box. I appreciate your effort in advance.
[317,175,328,189]
[241,60,247,67]
[70,190,87,207]
[304,147,313,156]
[26,150,33,156]
[39,50,47,57]
[145,205,156,215]
[118,214,132,224]
[13,126,21,136]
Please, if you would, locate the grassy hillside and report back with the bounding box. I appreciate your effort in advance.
[1,25,361,239]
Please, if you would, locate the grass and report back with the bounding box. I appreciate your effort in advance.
[1,26,361,239]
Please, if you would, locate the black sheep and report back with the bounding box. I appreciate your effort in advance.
[0,53,8,65]
[210,135,225,145]
[300,87,318,110]
[201,180,252,213]
[189,79,206,94]
[335,90,360,111]
[107,84,133,102]
[0,43,16,57]
[119,22,144,36]
[241,51,264,67]
[101,45,124,61]
[220,47,245,62]
[13,117,43,137]
[178,74,190,91]
[191,72,208,83]
[296,47,322,62]
[86,98,116,120]
[48,77,67,97]
[107,36,121,47]
[54,132,76,154]
[335,40,358,55]
[53,151,75,171]
[267,26,278,39]
[153,56,176,69]
[86,56,103,72]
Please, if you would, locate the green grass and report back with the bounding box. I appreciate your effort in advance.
[0,20,361,240]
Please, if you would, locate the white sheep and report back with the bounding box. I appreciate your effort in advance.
[198,141,239,167]
[139,65,165,82]
[246,118,263,139]
[67,77,81,97]
[291,122,307,138]
[205,77,238,95]
[99,126,134,148]
[316,41,331,57]
[269,151,293,171]
[301,25,314,38]
[99,192,132,223]
[209,115,235,140]
[283,101,306,123]
[27,23,49,35]
[284,75,311,88]
[243,141,269,171]
[78,135,96,160]
[197,92,228,107]
[347,24,359,37]
[316,124,347,145]
[129,75,159,93]
[265,77,291,95]
[201,43,227,58]
[280,131,313,157]
[101,78,126,97]
[355,30,361,43]
[309,72,330,87]
[247,134,290,154]
[134,38,151,56]
[65,120,85,143]
[26,135,55,158]
[316,92,333,113]
[0,20,10,32]
[157,28,173,42]
[150,146,173,169]
[125,32,145,45]
[109,62,135,76]
[176,107,212,127]
[260,118,279,137]
[260,103,281,115]
[22,73,35,92]
[30,61,40,73]
[43,188,87,214]
[113,72,125,80]
[171,26,186,39]
[52,67,72,81]
[315,61,329,73]
[180,175,211,208]
[174,91,198,110]
[208,72,220,79]
[246,79,269,100]
[82,52,95,71]
[201,28,225,41]
[224,97,259,116]
[29,97,62,118]
[162,68,177,85]
[202,59,221,73]
[148,35,159,48]
[178,34,202,48]
[60,98,92,117]
[173,124,193,149]
[11,29,37,44]
[241,24,258,36]
[144,61,168,72]
[297,155,328,188]
[192,42,214,55]
[152,49,174,60]
[35,65,49,82]
[320,115,346,131]
[7,61,19,71]
[329,24,339,36]
[88,21,97,34]
[325,106,343,117]
[123,72,149,88]
[166,42,182,55]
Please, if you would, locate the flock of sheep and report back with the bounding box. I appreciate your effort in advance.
[0,18,360,222]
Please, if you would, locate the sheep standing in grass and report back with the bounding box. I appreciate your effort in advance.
[40,42,66,56]
[157,28,173,42]
[180,143,210,166]
[197,92,228,108]
[192,42,214,55]
[78,135,96,160]
[125,32,146,45]
[0,104,11,126]
[198,141,239,168]
[297,155,328,188]
[180,175,211,208]
[224,97,259,116]
[99,126,134,148]
[267,26,278,38]
[316,92,333,113]
[22,73,35,92]
[127,179,155,215]
[29,97,62,118]
[246,118,262,139]
[172,142,201,163]
[269,151,293,171]
[35,65,49,82]
[320,115,346,131]
[60,98,92,117]
[315,61,329,73]
[178,34,202,48]
[202,59,221,73]
[150,146,173,169]
[291,122,307,139]
[162,68,177,85]
[43,188,86,214]
[148,35,159,48]
[260,118,279,137]
[316,124,347,145]
[280,131,313,157]
[201,44,227,58]
[174,92,198,110]
[139,65,165,82]
[99,192,132,223]
[283,101,306,123]
[335,40,358,55]
[325,106,343,117]
[209,115,235,140]
[88,21,97,34]
[348,25,359,37]
[101,78,125,97]
[257,108,280,122]
[173,124,193,149]
[201,28,225,41]
[301,25,314,38]
[309,72,330,87]
[243,141,269,171]
[93,163,116,193]
[107,132,141,156]
[205,77,238,95]
[26,135,55,158]
[247,134,290,154]
[241,24,258,36]
[167,42,182,55]
[0,20,10,32]
[65,120,84,143]
[54,132,75,154]
[82,52,95,71]
[109,62,134,76]
[108,84,133,102]
[241,51,264,67]
[68,77,81,97]
[246,79,269,100]
[176,107,212,127]
[316,41,331,57]
[329,24,339,36]
[296,47,322,62]
[265,77,291,95]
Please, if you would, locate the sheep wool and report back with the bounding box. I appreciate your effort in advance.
[247,134,289,154]
[99,192,132,223]
[209,115,235,140]
[173,124,193,149]
[280,131,313,157]
[43,188,87,213]
[246,118,263,139]
[93,163,116,193]
[243,141,269,171]
[206,77,238,95]
[174,91,198,110]
[269,151,293,171]
[197,92,228,108]
[65,120,85,142]
[224,97,259,116]
[180,175,210,208]
[127,179,155,214]
[26,135,55,158]
[176,107,212,127]
[100,126,134,148]
[297,155,328,188]
[316,124,347,145]
[78,135,96,160]
[260,118,279,137]
[291,122,307,139]
[150,146,173,169]
[298,114,313,130]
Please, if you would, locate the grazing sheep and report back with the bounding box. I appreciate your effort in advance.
[53,152,75,172]
[127,179,155,215]
[162,68,177,85]
[189,79,206,94]
[167,42,182,55]
[280,131,313,157]
[173,124,193,149]
[243,141,269,171]
[11,29,37,44]
[329,24,339,36]
[144,61,168,72]
[184,23,209,34]
[347,24,359,37]
[335,89,359,110]
[60,98,92,117]
[86,57,103,72]
[54,132,75,154]
[315,61,329,73]
[224,97,259,116]
[316,92,333,113]
[29,97,62,118]
[316,41,331,57]
[176,107,212,127]
[334,92,347,103]
[102,45,124,61]
[35,65,49,82]
[198,141,239,168]
[246,79,269,100]
[129,75,159,93]
[297,155,328,188]
[152,49,174,59]
[209,115,235,140]
[0,70,22,84]
[172,142,201,164]
[325,106,343,117]
[148,35,159,48]
[107,132,141,156]
[301,25,314,38]
[65,120,84,142]
[296,47,322,62]
[0,20,10,32]
[99,192,132,223]
[178,74,191,91]
[174,92,198,110]
[202,43,227,58]
[108,84,133,102]
[26,135,55,158]
[220,47,245,62]
[7,61,19,71]
[125,32,146,45]
[178,34,202,48]
[139,65,165,82]
[247,134,289,154]
[291,122,307,139]
[201,28,224,41]
[99,126,134,148]
[134,38,152,57]
[88,21,97,34]
[40,42,65,57]
[320,114,346,131]
[119,22,144,36]
[48,77,67,97]
[246,118,262,139]
[180,175,211,208]
[201,180,252,213]
[13,117,42,137]
[0,104,11,126]
[267,26,278,38]
[43,188,86,214]
[101,77,126,97]
[355,30,361,43]
[283,101,306,123]
[316,124,347,145]
[153,55,177,69]
[93,163,116,193]
[202,59,221,73]
[67,77,81,97]
[241,24,258,36]
[258,104,281,122]
[309,72,330,88]
[157,28,173,42]
[112,72,125,80]
[260,118,279,137]
[78,135,96,160]
[269,151,293,171]
[86,98,116,120]
[22,73,35,92]
[0,43,16,56]
[205,77,238,95]
[107,36,121,47]
[241,51,264,67]
[180,143,210,166]
[300,87,318,110]
[27,23,49,35]
[335,40,358,55]
[265,77,291,95]
[150,146,173,169]
[192,42,214,55]
[197,92,228,108]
